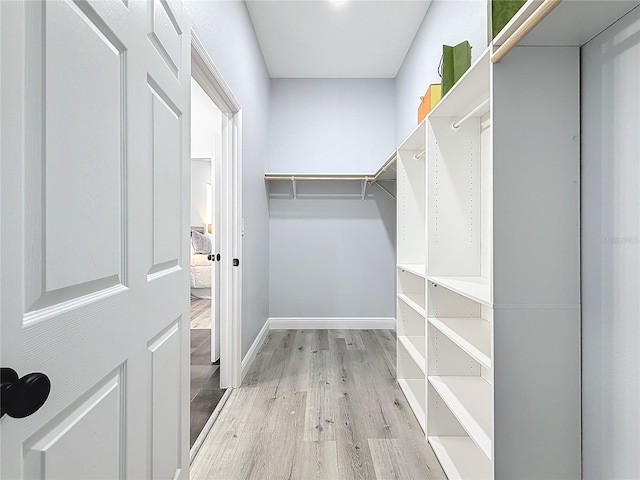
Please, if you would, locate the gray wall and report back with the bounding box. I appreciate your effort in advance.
[270,79,396,173]
[394,0,487,144]
[268,79,396,319]
[581,6,640,478]
[184,1,270,357]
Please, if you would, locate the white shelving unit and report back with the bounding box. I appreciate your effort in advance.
[393,2,592,476]
[395,120,427,433]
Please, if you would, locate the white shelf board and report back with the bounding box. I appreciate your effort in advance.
[493,0,639,48]
[428,317,492,369]
[428,436,493,480]
[398,335,426,374]
[398,379,426,432]
[428,276,492,307]
[428,376,493,459]
[429,47,491,119]
[398,119,426,152]
[265,172,371,179]
[398,293,426,317]
[398,264,426,279]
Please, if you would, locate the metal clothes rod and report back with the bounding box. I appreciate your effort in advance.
[451,99,490,131]
[265,175,369,181]
[491,0,562,64]
[371,153,397,183]
[284,194,368,199]
[414,150,425,160]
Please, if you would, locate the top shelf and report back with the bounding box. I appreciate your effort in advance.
[429,47,491,119]
[493,0,639,47]
[398,120,426,152]
[265,150,397,184]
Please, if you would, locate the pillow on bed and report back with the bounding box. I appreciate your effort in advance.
[191,230,212,254]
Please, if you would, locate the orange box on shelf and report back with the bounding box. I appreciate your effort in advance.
[417,84,442,123]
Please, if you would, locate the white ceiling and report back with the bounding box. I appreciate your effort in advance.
[245,0,432,78]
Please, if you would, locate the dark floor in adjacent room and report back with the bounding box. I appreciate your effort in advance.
[190,298,225,447]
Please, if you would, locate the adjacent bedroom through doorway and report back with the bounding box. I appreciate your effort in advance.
[189,76,225,447]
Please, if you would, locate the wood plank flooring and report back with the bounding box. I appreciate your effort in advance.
[191,297,212,329]
[190,329,445,479]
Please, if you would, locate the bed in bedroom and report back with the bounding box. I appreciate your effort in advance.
[190,227,212,299]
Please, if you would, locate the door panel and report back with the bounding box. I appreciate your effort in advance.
[24,0,127,313]
[149,319,183,479]
[149,0,184,79]
[1,1,191,478]
[45,0,124,294]
[23,369,124,480]
[150,82,183,274]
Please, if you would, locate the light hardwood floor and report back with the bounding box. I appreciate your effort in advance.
[191,297,212,329]
[190,329,446,479]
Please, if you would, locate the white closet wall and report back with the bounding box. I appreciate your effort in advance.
[582,6,640,479]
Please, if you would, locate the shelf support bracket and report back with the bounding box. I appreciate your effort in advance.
[291,176,297,200]
[361,177,368,200]
[375,180,396,200]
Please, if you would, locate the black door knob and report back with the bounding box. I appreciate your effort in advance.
[1,367,51,419]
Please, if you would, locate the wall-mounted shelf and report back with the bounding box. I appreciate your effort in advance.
[398,335,426,374]
[398,264,426,279]
[493,0,639,48]
[428,436,492,480]
[398,379,426,431]
[265,151,397,200]
[428,317,491,369]
[398,294,426,318]
[428,276,492,307]
[428,375,493,459]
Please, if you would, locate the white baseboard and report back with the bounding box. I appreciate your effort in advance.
[269,317,396,330]
[241,318,271,381]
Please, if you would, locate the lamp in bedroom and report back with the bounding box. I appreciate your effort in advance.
[205,183,212,234]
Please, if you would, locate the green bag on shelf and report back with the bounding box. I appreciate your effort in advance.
[490,0,527,39]
[439,41,472,96]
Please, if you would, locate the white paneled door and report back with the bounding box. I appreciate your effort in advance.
[1,1,191,478]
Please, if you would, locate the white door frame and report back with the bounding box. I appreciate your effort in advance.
[190,32,242,389]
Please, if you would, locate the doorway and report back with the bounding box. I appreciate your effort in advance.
[188,31,243,461]
[189,76,224,447]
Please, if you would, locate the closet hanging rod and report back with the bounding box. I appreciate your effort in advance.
[414,150,425,160]
[265,175,369,181]
[371,152,397,183]
[491,0,562,64]
[451,99,490,131]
